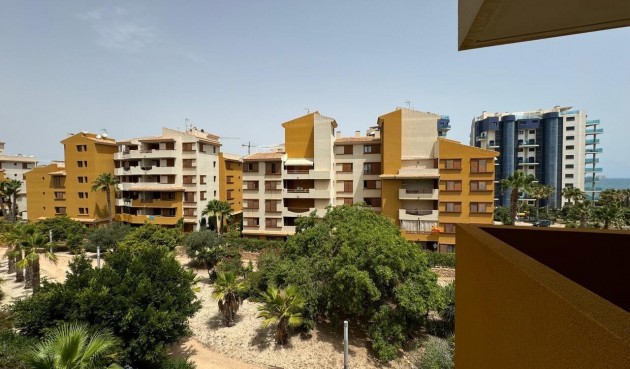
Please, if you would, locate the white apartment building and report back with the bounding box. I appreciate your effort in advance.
[114,127,222,232]
[0,141,38,219]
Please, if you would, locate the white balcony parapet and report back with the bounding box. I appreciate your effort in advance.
[399,188,439,200]
[398,209,439,221]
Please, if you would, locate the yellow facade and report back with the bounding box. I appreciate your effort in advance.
[219,153,243,214]
[0,170,5,181]
[377,109,403,175]
[437,138,497,249]
[25,164,66,221]
[282,113,315,159]
[60,133,117,225]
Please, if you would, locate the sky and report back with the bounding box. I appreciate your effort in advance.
[1,1,629,176]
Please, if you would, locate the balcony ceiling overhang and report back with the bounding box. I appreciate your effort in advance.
[284,158,314,166]
[459,0,630,50]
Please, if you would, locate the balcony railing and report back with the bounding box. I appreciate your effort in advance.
[585,148,603,153]
[286,169,310,174]
[585,158,600,164]
[586,128,604,134]
[405,209,434,216]
[286,207,311,214]
[585,139,600,145]
[586,119,600,125]
[585,168,603,172]
[286,188,311,193]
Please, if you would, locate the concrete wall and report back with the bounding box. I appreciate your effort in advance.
[456,224,630,369]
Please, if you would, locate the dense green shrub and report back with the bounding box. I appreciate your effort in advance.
[425,252,455,268]
[418,336,454,369]
[34,216,87,242]
[120,223,182,250]
[12,244,201,368]
[85,222,133,252]
[225,237,284,252]
[159,358,197,369]
[248,205,444,360]
[0,328,33,369]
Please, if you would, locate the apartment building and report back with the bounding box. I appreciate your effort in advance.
[114,127,240,232]
[25,132,118,225]
[243,108,496,251]
[470,106,604,207]
[0,141,38,219]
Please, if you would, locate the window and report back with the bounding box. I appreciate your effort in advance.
[529,130,535,135]
[245,200,259,209]
[566,155,574,159]
[364,198,381,207]
[443,202,462,212]
[213,147,216,154]
[183,208,196,217]
[184,192,195,202]
[244,163,259,172]
[566,145,575,150]
[245,218,260,227]
[77,176,86,183]
[227,190,234,200]
[565,174,574,178]
[363,180,380,189]
[200,191,207,200]
[470,181,489,191]
[213,176,216,182]
[200,175,207,184]
[343,180,353,193]
[266,162,280,175]
[443,159,462,169]
[443,223,456,234]
[444,180,462,191]
[213,161,216,168]
[77,161,87,168]
[182,142,195,152]
[470,202,489,213]
[343,198,353,205]
[265,200,279,212]
[265,218,280,228]
[566,126,575,131]
[566,184,574,188]
[162,192,175,200]
[518,130,524,135]
[54,207,66,215]
[363,162,380,175]
[566,136,575,141]
[78,208,89,215]
[566,117,575,122]
[470,159,489,173]
[78,192,88,199]
[54,192,65,200]
[565,164,574,169]
[245,181,259,190]
[198,143,206,153]
[339,163,353,172]
[214,190,217,197]
[446,245,455,253]
[76,145,87,152]
[227,176,234,184]
[341,145,353,155]
[183,175,195,184]
[363,144,381,154]
[183,159,195,168]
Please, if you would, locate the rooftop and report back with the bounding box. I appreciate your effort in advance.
[243,152,285,161]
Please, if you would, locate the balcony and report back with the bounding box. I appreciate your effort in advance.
[399,188,438,200]
[114,149,177,160]
[283,188,330,199]
[585,139,600,145]
[585,158,600,164]
[586,148,603,154]
[585,176,601,182]
[584,186,603,192]
[518,139,539,147]
[585,167,603,173]
[283,169,331,180]
[119,182,183,191]
[586,128,604,135]
[456,225,629,369]
[398,209,439,222]
[115,213,179,226]
[488,140,499,148]
[517,159,538,166]
[586,119,600,125]
[283,207,327,217]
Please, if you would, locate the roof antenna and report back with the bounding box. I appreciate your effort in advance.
[404,100,411,109]
[304,107,311,114]
[184,118,190,131]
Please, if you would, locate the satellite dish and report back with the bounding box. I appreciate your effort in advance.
[102,133,108,138]
[82,130,88,134]
[96,134,102,139]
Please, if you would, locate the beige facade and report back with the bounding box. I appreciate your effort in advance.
[0,141,38,219]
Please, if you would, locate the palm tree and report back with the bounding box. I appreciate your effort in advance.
[3,179,22,222]
[500,171,535,224]
[17,231,57,294]
[3,224,31,282]
[23,323,122,369]
[91,173,119,226]
[561,187,585,206]
[257,285,305,345]
[567,199,594,228]
[202,200,232,234]
[212,271,246,327]
[594,203,624,230]
[0,180,9,219]
[528,183,554,218]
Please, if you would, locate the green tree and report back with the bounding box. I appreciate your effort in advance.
[566,199,594,228]
[418,336,454,369]
[527,183,554,217]
[91,173,119,225]
[202,200,232,235]
[119,223,182,250]
[561,187,585,206]
[17,230,57,294]
[493,206,510,224]
[35,216,87,243]
[86,222,133,253]
[1,179,22,222]
[12,244,201,368]
[212,271,245,327]
[593,203,624,229]
[0,180,9,219]
[23,323,122,369]
[257,285,305,345]
[500,171,535,224]
[183,230,224,278]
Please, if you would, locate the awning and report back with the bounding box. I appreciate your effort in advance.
[284,158,314,166]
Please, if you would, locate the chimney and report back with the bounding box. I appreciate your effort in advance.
[336,131,342,139]
[355,131,360,137]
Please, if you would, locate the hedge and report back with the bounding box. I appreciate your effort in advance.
[425,252,455,268]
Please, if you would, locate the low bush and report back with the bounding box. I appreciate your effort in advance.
[159,358,197,369]
[225,237,284,252]
[0,328,33,369]
[425,252,455,268]
[418,336,454,369]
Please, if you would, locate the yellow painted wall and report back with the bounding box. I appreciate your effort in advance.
[438,138,497,245]
[62,133,117,224]
[378,109,402,175]
[0,170,5,181]
[456,224,630,369]
[115,213,180,226]
[219,154,243,213]
[282,113,314,159]
[380,179,401,221]
[25,164,65,221]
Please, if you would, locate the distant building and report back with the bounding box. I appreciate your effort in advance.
[242,108,497,251]
[470,106,604,208]
[0,141,38,219]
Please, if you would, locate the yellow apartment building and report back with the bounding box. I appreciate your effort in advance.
[219,152,243,221]
[25,163,66,220]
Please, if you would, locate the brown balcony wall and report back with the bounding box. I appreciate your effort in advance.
[456,225,630,369]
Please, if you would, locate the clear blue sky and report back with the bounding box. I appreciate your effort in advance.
[1,1,628,176]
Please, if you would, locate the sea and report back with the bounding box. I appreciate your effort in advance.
[599,178,630,190]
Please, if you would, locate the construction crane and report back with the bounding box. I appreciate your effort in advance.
[242,141,258,155]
